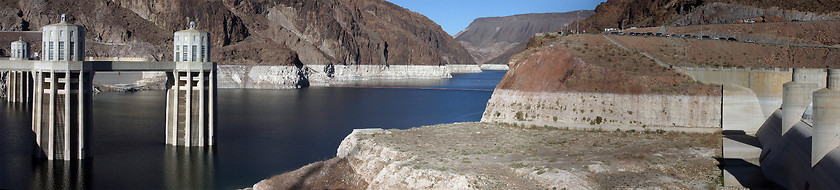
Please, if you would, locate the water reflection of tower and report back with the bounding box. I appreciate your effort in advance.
[30,160,91,189]
[164,146,215,190]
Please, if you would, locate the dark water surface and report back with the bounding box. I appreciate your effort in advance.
[0,70,506,189]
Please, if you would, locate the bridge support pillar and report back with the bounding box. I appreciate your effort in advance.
[165,65,215,147]
[5,70,32,103]
[31,62,94,160]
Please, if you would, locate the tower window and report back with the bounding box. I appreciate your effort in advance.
[182,45,188,61]
[70,42,75,60]
[58,41,65,61]
[192,45,197,62]
[201,45,206,62]
[49,42,54,61]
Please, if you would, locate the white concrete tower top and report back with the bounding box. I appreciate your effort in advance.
[174,21,211,62]
[42,14,85,61]
[10,36,30,60]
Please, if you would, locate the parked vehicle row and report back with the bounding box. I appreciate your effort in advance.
[607,32,755,43]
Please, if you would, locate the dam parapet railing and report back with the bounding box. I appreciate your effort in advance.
[673,66,792,73]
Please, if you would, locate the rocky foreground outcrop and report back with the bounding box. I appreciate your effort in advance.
[252,123,721,189]
[454,11,593,65]
[0,0,475,67]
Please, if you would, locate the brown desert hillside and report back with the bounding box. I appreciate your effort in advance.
[0,0,475,66]
[577,0,840,32]
[500,29,840,95]
[454,11,593,65]
[499,33,718,95]
[608,34,840,68]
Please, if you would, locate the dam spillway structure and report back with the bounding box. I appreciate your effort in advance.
[166,21,216,147]
[755,68,840,189]
[780,68,821,135]
[812,69,840,167]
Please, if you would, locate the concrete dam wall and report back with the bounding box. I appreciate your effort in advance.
[680,67,795,98]
[679,67,827,134]
[481,89,722,132]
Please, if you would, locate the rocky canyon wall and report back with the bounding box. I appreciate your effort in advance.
[0,0,475,67]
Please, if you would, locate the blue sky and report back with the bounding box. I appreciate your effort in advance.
[386,0,607,36]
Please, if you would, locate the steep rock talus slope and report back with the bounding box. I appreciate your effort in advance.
[0,0,474,66]
[454,11,593,65]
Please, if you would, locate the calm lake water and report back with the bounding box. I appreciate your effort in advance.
[0,70,506,189]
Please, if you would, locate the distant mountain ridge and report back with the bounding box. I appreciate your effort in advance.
[455,11,594,65]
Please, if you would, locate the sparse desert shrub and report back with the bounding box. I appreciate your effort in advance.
[516,111,525,121]
[509,162,527,168]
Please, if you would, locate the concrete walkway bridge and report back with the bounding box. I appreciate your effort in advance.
[0,15,216,160]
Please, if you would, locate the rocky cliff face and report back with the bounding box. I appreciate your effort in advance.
[578,0,840,32]
[0,0,475,66]
[454,11,593,65]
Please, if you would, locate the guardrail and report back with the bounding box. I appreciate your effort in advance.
[672,66,792,72]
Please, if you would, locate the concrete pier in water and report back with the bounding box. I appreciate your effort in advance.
[0,16,217,160]
[166,21,215,147]
[5,70,32,103]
